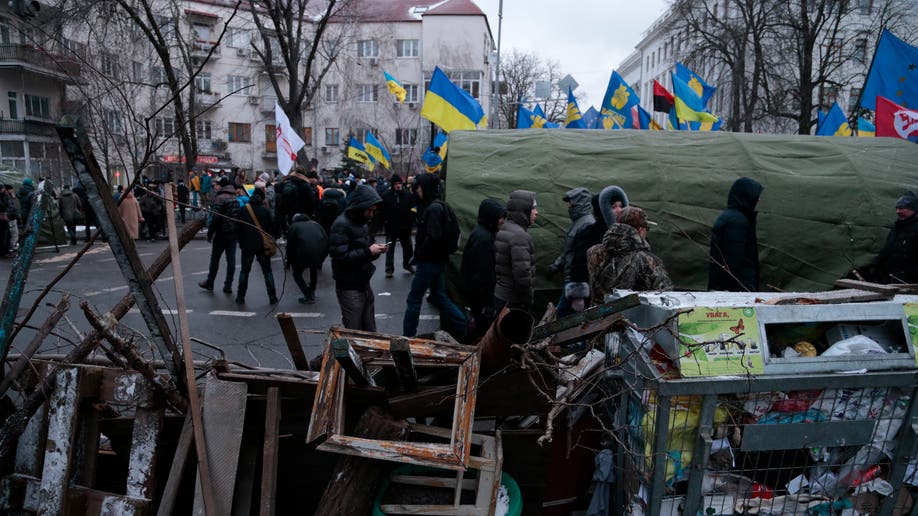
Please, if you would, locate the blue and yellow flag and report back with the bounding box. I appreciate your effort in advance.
[424,131,449,173]
[565,87,586,129]
[517,105,559,128]
[637,106,662,130]
[582,106,600,129]
[672,73,718,124]
[421,67,487,132]
[433,130,448,159]
[675,63,716,108]
[599,71,639,129]
[688,119,724,131]
[861,29,918,110]
[364,131,391,168]
[816,102,852,136]
[347,137,374,166]
[857,117,875,137]
[384,71,406,103]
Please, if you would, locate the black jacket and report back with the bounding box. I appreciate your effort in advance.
[329,185,382,289]
[208,185,239,239]
[287,213,328,268]
[570,194,607,284]
[72,183,97,225]
[16,183,34,219]
[413,174,450,263]
[460,199,505,309]
[177,184,189,203]
[283,173,317,217]
[869,213,918,284]
[236,191,274,252]
[380,186,414,234]
[708,177,763,292]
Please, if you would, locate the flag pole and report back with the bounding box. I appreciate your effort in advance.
[855,27,886,113]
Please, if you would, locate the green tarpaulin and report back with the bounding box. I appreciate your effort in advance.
[444,130,918,292]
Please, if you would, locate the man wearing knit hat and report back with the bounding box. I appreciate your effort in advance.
[865,191,918,284]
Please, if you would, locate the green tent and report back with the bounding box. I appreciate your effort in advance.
[444,130,918,293]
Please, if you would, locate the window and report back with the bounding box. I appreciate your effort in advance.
[357,84,377,103]
[227,75,252,95]
[302,126,313,145]
[151,66,167,85]
[265,124,276,152]
[819,86,839,108]
[192,23,212,43]
[396,39,419,57]
[395,128,417,147]
[849,88,861,111]
[325,83,339,103]
[195,72,212,93]
[227,27,250,49]
[439,71,482,99]
[403,84,419,103]
[854,37,867,64]
[105,109,122,134]
[132,61,143,82]
[324,127,339,146]
[101,53,118,78]
[62,37,85,58]
[857,0,872,14]
[8,91,17,120]
[357,39,378,58]
[1,141,24,158]
[24,94,50,118]
[354,128,375,143]
[825,38,843,64]
[154,117,175,137]
[195,119,212,140]
[0,17,11,45]
[228,122,251,142]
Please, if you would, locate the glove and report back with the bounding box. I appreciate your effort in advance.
[545,263,560,279]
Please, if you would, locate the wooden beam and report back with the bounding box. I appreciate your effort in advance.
[332,338,376,387]
[37,367,81,514]
[530,294,639,342]
[155,414,193,516]
[276,314,311,371]
[390,337,418,392]
[259,387,281,516]
[545,314,625,347]
[0,293,70,398]
[833,279,902,295]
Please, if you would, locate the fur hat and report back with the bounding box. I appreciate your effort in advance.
[896,191,918,211]
[390,174,403,184]
[258,172,270,183]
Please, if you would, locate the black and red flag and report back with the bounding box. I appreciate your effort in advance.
[653,80,675,113]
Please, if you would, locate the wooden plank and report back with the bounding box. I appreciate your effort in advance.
[545,314,625,347]
[833,279,902,294]
[451,352,480,468]
[390,337,418,392]
[259,387,281,516]
[766,288,893,305]
[530,294,639,342]
[155,414,193,516]
[68,486,150,515]
[125,378,163,503]
[306,336,343,445]
[332,338,376,386]
[276,313,311,371]
[319,436,468,471]
[377,504,488,515]
[390,475,477,489]
[37,367,81,514]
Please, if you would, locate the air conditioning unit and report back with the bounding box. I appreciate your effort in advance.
[368,58,379,67]
[408,102,416,110]
[236,47,248,57]
[322,146,332,154]
[212,140,227,151]
[248,95,259,105]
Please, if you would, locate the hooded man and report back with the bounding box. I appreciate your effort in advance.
[402,173,466,338]
[594,206,672,300]
[329,184,387,331]
[282,166,318,223]
[380,174,415,277]
[460,198,506,339]
[708,177,764,292]
[234,187,277,305]
[572,186,629,307]
[494,190,538,309]
[16,177,35,224]
[865,191,918,284]
[548,187,595,317]
[199,176,240,293]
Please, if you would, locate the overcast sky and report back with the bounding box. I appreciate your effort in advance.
[474,0,670,107]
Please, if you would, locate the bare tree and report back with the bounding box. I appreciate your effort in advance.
[497,48,573,128]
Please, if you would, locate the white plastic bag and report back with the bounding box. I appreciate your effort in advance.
[821,335,887,356]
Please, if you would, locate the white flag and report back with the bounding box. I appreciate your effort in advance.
[275,102,306,175]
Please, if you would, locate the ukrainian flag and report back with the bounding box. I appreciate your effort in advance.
[364,132,391,169]
[421,67,487,133]
[857,117,875,137]
[347,137,374,166]
[565,87,586,129]
[384,71,406,103]
[599,71,639,129]
[815,102,851,136]
[675,63,716,108]
[517,105,558,128]
[433,130,448,159]
[637,106,662,130]
[671,74,718,124]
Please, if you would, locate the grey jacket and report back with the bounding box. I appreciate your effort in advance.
[58,190,82,222]
[494,190,536,306]
[550,187,595,281]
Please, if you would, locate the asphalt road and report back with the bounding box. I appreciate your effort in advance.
[1,221,441,369]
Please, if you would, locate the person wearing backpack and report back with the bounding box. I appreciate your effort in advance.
[198,177,239,293]
[402,173,467,338]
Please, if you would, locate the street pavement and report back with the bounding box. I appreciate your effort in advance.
[0,221,441,369]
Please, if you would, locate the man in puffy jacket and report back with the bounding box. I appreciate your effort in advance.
[234,188,277,305]
[402,174,466,338]
[864,191,918,284]
[494,190,537,310]
[548,187,595,317]
[287,213,328,304]
[708,177,763,292]
[460,198,506,339]
[199,176,239,293]
[380,174,415,277]
[329,184,387,331]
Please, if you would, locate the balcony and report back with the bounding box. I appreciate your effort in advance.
[195,91,221,109]
[0,119,57,137]
[0,44,81,82]
[260,96,277,114]
[190,40,221,62]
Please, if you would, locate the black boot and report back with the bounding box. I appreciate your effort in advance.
[266,272,278,305]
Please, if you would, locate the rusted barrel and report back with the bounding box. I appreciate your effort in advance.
[478,307,534,375]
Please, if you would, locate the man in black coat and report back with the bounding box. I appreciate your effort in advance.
[234,188,277,305]
[72,181,97,242]
[380,174,415,277]
[282,166,318,224]
[176,180,190,223]
[286,213,328,304]
[708,177,764,292]
[402,174,466,338]
[865,191,918,284]
[199,177,239,293]
[460,198,505,339]
[329,184,387,331]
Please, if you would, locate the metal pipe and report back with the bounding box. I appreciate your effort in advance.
[478,306,533,375]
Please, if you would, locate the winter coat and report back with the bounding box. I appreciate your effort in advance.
[58,190,83,222]
[208,185,240,239]
[317,188,346,234]
[139,192,162,217]
[550,187,595,281]
[236,191,274,252]
[287,213,328,268]
[72,184,97,225]
[329,185,382,289]
[461,198,505,310]
[414,173,451,263]
[200,174,213,194]
[17,182,35,220]
[380,186,414,234]
[494,190,536,306]
[869,213,918,284]
[708,177,763,292]
[283,173,318,217]
[594,223,672,299]
[118,192,144,239]
[177,183,189,204]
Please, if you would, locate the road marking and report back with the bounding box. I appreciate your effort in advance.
[209,310,256,317]
[375,313,389,319]
[419,315,440,320]
[127,308,188,315]
[285,312,325,318]
[85,285,130,297]
[190,270,208,276]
